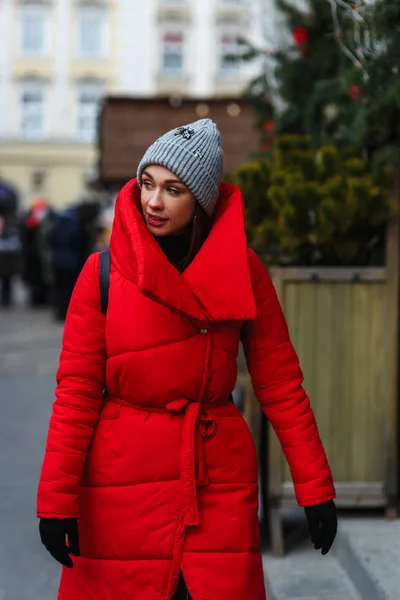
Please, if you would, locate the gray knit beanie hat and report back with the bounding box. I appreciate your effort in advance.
[137,118,224,217]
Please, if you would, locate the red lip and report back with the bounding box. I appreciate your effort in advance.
[147,213,168,227]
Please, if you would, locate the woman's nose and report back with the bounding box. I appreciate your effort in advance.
[148,190,163,210]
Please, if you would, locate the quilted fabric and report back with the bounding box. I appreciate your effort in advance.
[37,179,335,600]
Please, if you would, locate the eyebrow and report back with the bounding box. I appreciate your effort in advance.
[143,170,185,186]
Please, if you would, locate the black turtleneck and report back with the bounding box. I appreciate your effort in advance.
[155,227,193,272]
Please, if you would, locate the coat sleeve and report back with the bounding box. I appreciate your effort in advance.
[241,249,335,507]
[37,252,106,518]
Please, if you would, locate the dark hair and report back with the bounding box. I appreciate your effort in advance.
[177,203,211,273]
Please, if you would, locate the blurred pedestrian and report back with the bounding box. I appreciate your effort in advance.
[37,120,337,600]
[0,213,21,307]
[0,181,20,307]
[21,199,54,307]
[47,204,90,322]
[78,200,101,255]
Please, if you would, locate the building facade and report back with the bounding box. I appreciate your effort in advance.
[0,0,265,208]
[117,0,264,98]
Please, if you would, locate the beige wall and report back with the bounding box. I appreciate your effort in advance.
[0,142,96,210]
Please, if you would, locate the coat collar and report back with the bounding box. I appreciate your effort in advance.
[110,179,256,322]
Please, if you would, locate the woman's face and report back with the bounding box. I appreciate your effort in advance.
[141,165,196,237]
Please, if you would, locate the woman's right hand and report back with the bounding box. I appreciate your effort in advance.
[39,518,80,568]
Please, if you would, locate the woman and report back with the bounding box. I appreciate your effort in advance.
[37,119,337,600]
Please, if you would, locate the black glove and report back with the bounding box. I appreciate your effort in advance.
[39,518,80,568]
[305,500,337,555]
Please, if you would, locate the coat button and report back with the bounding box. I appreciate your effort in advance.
[200,329,208,334]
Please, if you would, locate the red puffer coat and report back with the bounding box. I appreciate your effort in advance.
[37,179,335,600]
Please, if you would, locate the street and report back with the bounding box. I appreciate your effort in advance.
[0,306,63,600]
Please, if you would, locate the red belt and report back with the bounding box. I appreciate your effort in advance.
[111,396,230,527]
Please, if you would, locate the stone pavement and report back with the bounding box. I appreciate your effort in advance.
[0,308,62,378]
[0,374,61,600]
[0,302,399,600]
[264,515,400,600]
[264,539,361,600]
[0,303,63,600]
[335,518,400,600]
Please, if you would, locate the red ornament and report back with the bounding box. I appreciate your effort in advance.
[263,119,274,133]
[292,27,309,46]
[350,84,360,101]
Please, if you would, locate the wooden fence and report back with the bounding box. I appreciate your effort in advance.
[240,216,400,555]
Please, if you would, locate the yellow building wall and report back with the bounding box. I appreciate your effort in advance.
[0,142,96,209]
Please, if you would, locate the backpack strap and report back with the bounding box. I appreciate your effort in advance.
[99,250,110,314]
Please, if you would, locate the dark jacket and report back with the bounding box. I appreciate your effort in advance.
[48,207,88,273]
[0,216,21,278]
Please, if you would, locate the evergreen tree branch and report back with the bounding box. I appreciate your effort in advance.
[326,0,367,72]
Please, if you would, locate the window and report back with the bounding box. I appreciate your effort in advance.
[219,35,241,77]
[21,6,45,55]
[20,87,44,138]
[77,8,106,58]
[162,33,184,76]
[77,88,102,141]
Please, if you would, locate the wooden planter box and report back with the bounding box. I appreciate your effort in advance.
[238,219,400,555]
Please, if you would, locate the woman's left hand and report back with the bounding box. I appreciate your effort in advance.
[304,500,337,555]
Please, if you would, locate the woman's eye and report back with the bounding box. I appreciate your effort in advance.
[168,188,180,196]
[143,181,152,189]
